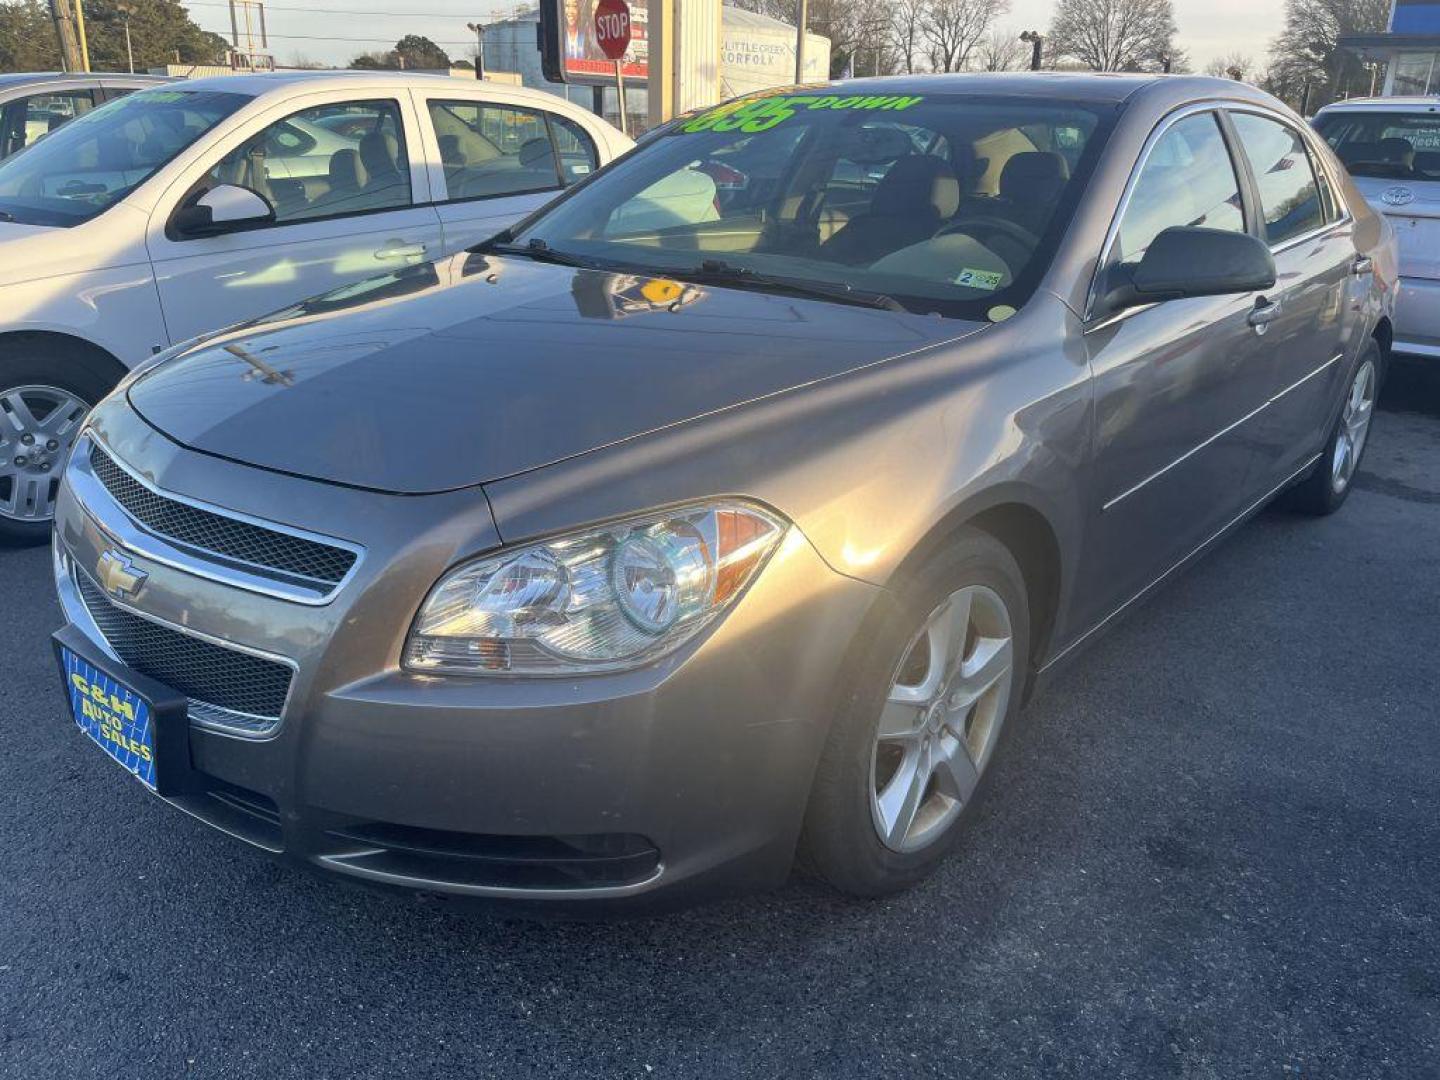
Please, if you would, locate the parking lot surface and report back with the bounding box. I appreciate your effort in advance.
[1,362,1437,1080]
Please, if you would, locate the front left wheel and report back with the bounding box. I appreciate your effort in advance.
[0,351,110,547]
[799,528,1030,897]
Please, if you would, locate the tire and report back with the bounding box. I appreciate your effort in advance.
[1282,340,1380,517]
[799,528,1031,897]
[0,343,120,547]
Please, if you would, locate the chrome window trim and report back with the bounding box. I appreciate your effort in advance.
[1042,450,1325,674]
[1101,352,1342,511]
[1224,104,1353,251]
[1085,100,1354,324]
[64,549,299,740]
[1084,101,1233,322]
[78,432,363,605]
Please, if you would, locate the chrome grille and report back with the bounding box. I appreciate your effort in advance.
[89,443,356,587]
[73,569,292,734]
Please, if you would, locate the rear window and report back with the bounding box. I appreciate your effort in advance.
[1314,111,1440,181]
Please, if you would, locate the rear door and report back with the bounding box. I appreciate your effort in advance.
[146,88,444,343]
[411,91,602,254]
[1226,109,1355,486]
[1074,109,1276,629]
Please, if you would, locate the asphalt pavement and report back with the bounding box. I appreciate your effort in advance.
[1,361,1437,1080]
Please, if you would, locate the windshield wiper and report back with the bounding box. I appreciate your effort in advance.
[474,235,597,269]
[668,259,906,312]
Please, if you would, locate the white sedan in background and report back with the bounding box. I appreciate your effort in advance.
[0,71,631,543]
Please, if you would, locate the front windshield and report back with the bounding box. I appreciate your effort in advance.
[509,92,1112,317]
[0,88,247,227]
[1314,111,1440,181]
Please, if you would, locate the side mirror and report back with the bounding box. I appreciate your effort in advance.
[1102,227,1277,313]
[172,183,274,238]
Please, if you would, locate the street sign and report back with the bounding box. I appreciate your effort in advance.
[594,0,631,61]
[538,0,648,88]
[592,0,632,135]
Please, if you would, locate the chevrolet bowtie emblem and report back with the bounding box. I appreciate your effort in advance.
[97,549,147,602]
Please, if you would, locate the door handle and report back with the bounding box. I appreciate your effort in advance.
[374,240,427,261]
[1247,296,1282,333]
[1350,254,1373,276]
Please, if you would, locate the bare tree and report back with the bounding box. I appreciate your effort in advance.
[890,0,927,73]
[974,26,1026,70]
[1203,52,1255,80]
[731,0,891,77]
[1264,0,1389,109]
[923,0,1009,72]
[1048,0,1178,72]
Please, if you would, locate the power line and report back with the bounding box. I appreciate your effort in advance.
[187,2,530,20]
[202,30,520,44]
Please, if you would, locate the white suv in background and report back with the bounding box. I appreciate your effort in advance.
[1314,98,1440,361]
[0,72,166,162]
[0,72,631,543]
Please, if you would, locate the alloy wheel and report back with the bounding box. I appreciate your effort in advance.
[870,584,1015,854]
[1331,359,1376,495]
[0,385,89,523]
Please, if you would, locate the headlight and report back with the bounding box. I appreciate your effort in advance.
[404,501,786,676]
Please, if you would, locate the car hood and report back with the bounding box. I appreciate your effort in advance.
[127,253,985,494]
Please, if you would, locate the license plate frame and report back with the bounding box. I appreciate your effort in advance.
[53,624,196,797]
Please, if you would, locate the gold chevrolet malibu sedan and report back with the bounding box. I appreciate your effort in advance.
[49,74,1396,911]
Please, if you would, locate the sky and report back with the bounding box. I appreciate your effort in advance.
[186,0,1289,75]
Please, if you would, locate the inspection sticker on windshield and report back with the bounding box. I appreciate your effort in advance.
[955,268,1004,290]
[680,94,924,135]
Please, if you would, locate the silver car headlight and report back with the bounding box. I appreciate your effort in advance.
[404,501,787,676]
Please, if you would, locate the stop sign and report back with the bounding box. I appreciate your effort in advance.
[593,0,632,61]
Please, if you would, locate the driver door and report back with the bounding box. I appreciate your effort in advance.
[1073,110,1277,630]
[145,89,443,343]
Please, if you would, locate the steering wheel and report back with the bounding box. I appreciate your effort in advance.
[938,215,1042,255]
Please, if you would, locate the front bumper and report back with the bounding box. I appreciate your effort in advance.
[1395,276,1440,359]
[52,404,879,910]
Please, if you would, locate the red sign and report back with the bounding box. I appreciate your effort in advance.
[593,0,632,61]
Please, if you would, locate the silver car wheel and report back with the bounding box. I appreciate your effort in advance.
[1331,359,1375,495]
[870,584,1015,854]
[0,385,88,523]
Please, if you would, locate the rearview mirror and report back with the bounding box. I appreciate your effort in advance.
[1102,227,1277,313]
[172,184,274,238]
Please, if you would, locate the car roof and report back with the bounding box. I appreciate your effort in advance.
[163,70,582,106]
[0,71,166,87]
[786,71,1244,106]
[1316,96,1440,112]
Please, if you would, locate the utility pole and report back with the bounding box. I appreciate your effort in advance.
[794,0,807,82]
[117,1,136,73]
[74,0,91,71]
[49,0,85,73]
[467,21,486,78]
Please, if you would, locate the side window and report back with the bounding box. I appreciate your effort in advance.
[201,99,410,225]
[9,91,96,154]
[549,114,598,184]
[427,100,565,201]
[1231,113,1324,245]
[1115,112,1245,266]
